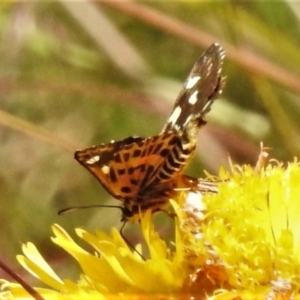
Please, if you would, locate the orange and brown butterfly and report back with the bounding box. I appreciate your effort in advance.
[74,43,225,222]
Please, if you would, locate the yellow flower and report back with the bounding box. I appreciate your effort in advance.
[2,157,300,299]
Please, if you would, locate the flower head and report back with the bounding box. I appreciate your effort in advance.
[2,157,300,299]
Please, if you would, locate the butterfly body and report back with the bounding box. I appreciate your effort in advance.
[75,43,225,222]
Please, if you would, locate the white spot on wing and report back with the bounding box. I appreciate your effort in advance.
[207,63,212,72]
[86,155,100,164]
[185,76,200,89]
[188,91,198,105]
[181,138,193,152]
[167,106,181,126]
[101,165,110,174]
[202,99,212,112]
[173,124,180,131]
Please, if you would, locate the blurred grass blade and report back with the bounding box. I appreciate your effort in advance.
[102,1,300,94]
[0,109,78,153]
[60,0,151,81]
[251,76,300,156]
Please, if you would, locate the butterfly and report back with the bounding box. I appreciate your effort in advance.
[74,43,225,222]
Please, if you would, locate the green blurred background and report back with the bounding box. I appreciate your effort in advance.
[1,1,300,283]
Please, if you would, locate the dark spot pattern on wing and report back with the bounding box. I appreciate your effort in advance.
[109,168,118,183]
[133,149,142,158]
[123,152,130,162]
[159,149,169,157]
[121,186,132,194]
[117,168,126,176]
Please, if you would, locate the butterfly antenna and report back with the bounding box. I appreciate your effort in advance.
[58,205,145,260]
[58,204,123,215]
[120,222,145,261]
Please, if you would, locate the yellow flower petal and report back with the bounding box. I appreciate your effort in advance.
[17,243,64,291]
[140,210,168,260]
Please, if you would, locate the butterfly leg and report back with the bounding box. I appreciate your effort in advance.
[119,222,146,261]
[180,174,219,194]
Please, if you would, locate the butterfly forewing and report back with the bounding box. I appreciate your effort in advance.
[75,137,142,199]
